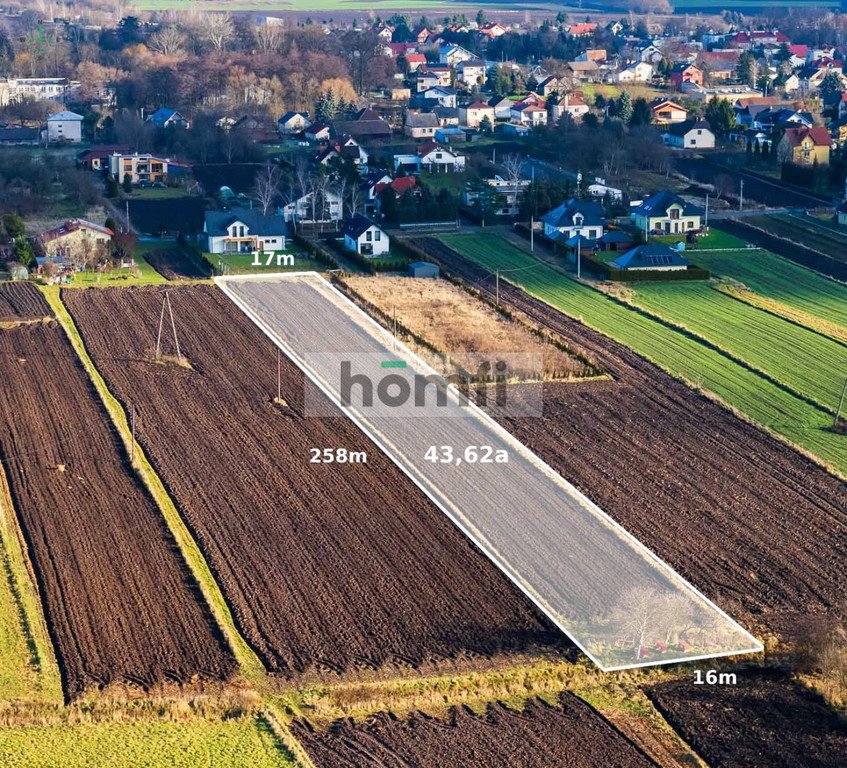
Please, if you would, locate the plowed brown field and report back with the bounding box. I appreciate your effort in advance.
[145,247,212,280]
[292,694,657,767]
[0,282,50,321]
[0,321,236,700]
[411,238,847,630]
[648,670,847,767]
[65,286,562,679]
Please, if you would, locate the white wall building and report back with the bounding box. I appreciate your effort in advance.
[46,111,83,143]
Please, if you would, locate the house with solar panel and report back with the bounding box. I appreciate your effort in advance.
[610,244,689,272]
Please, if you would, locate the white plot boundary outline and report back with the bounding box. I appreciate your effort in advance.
[216,271,764,672]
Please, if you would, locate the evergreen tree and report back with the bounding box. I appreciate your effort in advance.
[617,91,633,124]
[704,97,736,136]
[122,174,133,193]
[737,51,755,86]
[629,97,652,127]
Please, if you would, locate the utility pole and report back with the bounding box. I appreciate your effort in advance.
[277,348,281,403]
[530,215,534,252]
[705,193,709,228]
[739,178,744,212]
[577,237,582,280]
[496,270,500,306]
[835,373,847,430]
[125,199,130,232]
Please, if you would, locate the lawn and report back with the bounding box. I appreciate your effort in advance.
[437,233,847,474]
[65,242,169,288]
[0,718,294,768]
[203,247,326,275]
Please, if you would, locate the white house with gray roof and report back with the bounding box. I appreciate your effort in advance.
[204,208,288,254]
[46,111,83,143]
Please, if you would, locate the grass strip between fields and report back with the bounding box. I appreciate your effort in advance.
[0,460,63,703]
[41,286,266,682]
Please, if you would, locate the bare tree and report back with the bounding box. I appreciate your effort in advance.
[202,12,235,52]
[610,587,663,661]
[501,153,525,214]
[149,26,187,56]
[114,110,154,153]
[253,22,284,53]
[253,162,281,216]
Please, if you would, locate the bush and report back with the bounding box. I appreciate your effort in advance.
[290,232,339,268]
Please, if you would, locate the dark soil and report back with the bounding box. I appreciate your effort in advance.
[0,322,236,700]
[65,286,566,679]
[293,694,657,768]
[144,247,212,280]
[0,282,50,321]
[648,669,847,768]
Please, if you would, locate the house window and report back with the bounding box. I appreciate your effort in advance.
[669,208,680,220]
[687,221,694,229]
[366,231,372,242]
[375,230,381,241]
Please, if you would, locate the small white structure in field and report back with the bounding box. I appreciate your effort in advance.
[343,214,389,257]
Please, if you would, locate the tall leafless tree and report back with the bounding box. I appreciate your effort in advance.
[253,162,281,216]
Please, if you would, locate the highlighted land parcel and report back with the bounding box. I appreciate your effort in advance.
[217,272,762,671]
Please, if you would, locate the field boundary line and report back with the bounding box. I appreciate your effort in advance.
[217,273,763,672]
[714,283,847,348]
[0,459,63,702]
[262,708,318,768]
[42,286,266,682]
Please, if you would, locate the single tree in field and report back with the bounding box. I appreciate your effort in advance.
[704,97,736,137]
[629,97,653,127]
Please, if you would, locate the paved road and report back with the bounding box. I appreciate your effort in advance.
[218,273,761,671]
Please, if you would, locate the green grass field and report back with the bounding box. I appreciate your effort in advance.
[745,214,847,266]
[438,233,847,474]
[627,281,847,415]
[203,248,325,275]
[692,248,847,333]
[66,242,169,288]
[0,718,293,768]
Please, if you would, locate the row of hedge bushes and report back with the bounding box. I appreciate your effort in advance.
[323,237,409,273]
[291,232,339,268]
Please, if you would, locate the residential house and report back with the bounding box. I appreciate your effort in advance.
[576,49,607,64]
[148,108,190,129]
[108,152,186,185]
[551,92,589,122]
[566,22,598,38]
[535,76,563,97]
[361,170,394,209]
[277,111,311,135]
[650,98,687,125]
[639,44,664,64]
[478,22,507,39]
[457,60,487,87]
[670,63,704,90]
[281,190,343,223]
[617,62,653,83]
[39,219,112,262]
[488,96,515,120]
[374,176,419,212]
[343,214,389,257]
[541,199,605,240]
[439,44,475,66]
[800,62,847,92]
[777,126,832,166]
[405,111,440,139]
[393,142,466,174]
[305,122,331,142]
[433,106,460,126]
[46,111,83,143]
[610,243,689,272]
[510,101,547,126]
[77,144,130,171]
[567,60,601,82]
[663,119,716,149]
[413,26,432,45]
[631,190,702,235]
[404,53,427,73]
[696,51,740,82]
[460,101,496,128]
[421,87,458,109]
[204,208,288,254]
[464,172,530,217]
[333,108,393,142]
